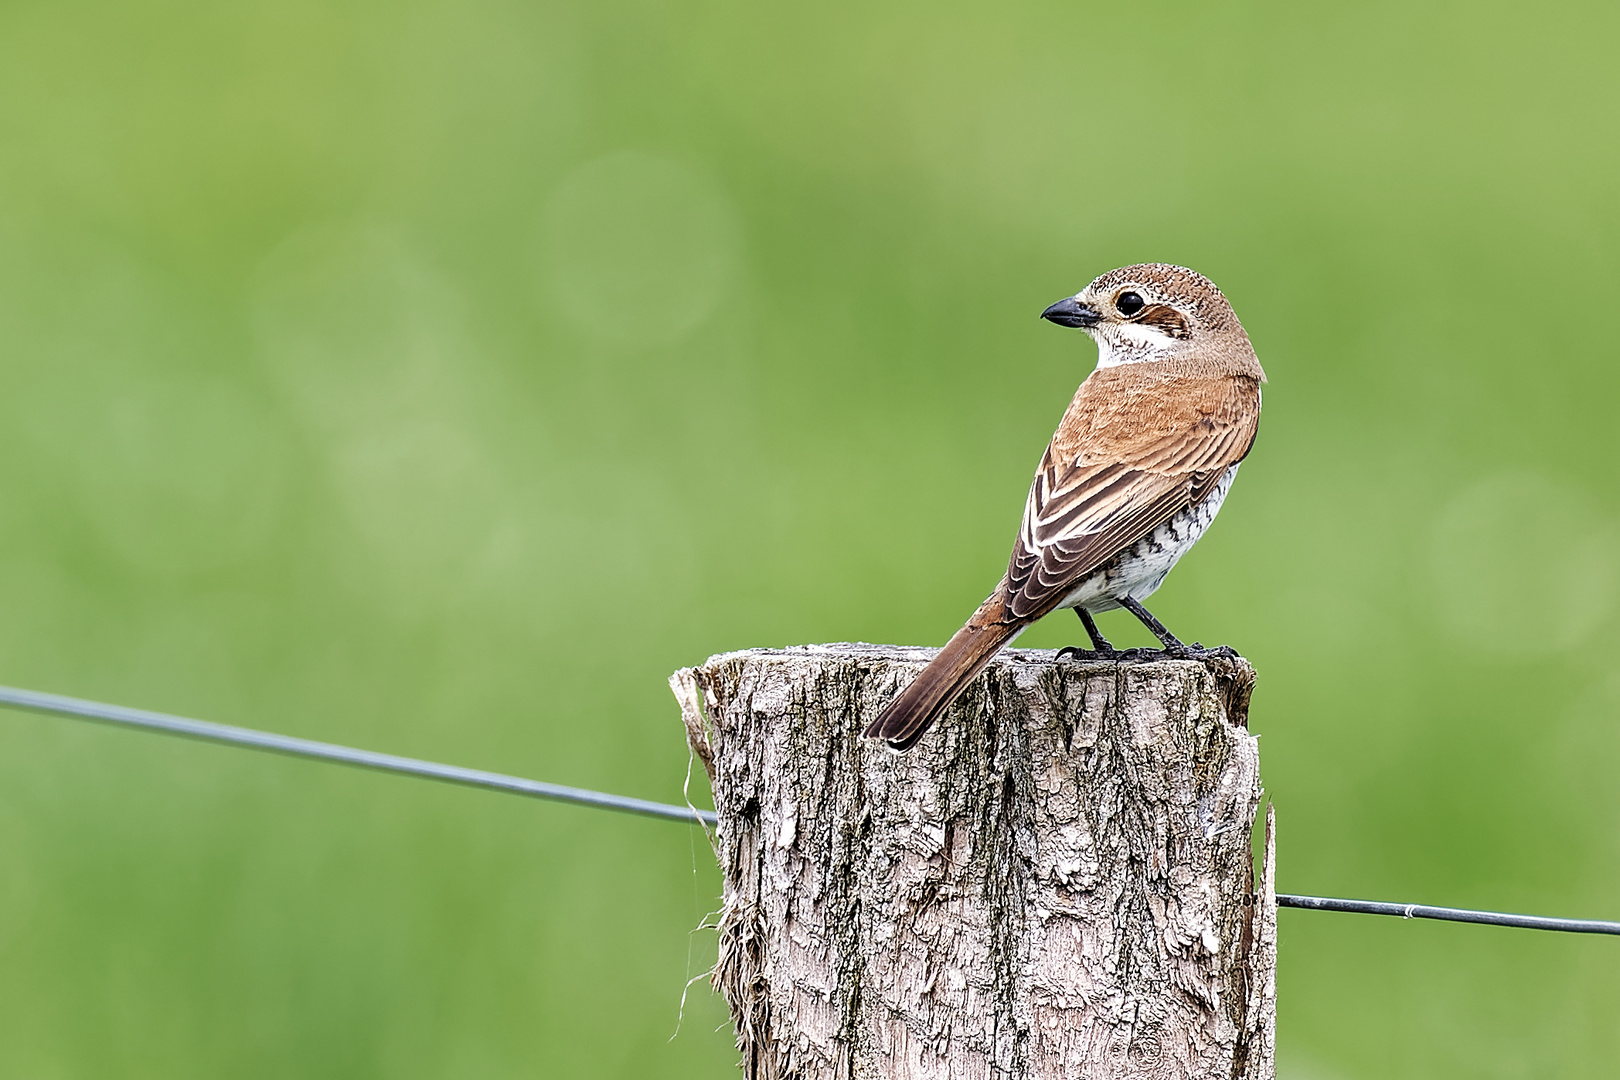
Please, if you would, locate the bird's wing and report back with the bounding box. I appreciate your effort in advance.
[1004,376,1260,622]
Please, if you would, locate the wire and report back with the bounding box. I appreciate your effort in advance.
[0,683,717,828]
[1275,893,1620,936]
[3,681,1617,936]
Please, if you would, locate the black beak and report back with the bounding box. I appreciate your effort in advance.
[1040,296,1100,329]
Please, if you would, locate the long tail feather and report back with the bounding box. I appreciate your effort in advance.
[864,611,1021,751]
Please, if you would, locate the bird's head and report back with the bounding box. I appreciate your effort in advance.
[1040,263,1260,377]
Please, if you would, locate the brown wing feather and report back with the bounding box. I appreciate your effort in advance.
[1005,372,1260,622]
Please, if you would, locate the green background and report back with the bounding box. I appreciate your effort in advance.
[1,0,1617,1075]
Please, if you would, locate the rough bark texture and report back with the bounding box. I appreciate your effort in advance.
[672,644,1275,1080]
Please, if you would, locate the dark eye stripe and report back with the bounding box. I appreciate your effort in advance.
[1139,303,1192,339]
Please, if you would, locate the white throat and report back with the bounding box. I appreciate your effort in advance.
[1091,323,1180,368]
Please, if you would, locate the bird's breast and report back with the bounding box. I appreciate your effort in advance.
[1057,464,1240,613]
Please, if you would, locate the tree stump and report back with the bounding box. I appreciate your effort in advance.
[672,644,1275,1080]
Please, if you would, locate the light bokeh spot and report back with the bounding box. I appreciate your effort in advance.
[537,151,740,343]
[0,230,289,579]
[252,220,511,592]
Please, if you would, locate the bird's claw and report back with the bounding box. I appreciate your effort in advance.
[1059,643,1240,663]
[1161,642,1240,661]
[1057,645,1118,662]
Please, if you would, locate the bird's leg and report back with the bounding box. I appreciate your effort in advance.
[1058,607,1118,661]
[1117,597,1239,659]
[1078,608,1115,653]
[1118,597,1184,649]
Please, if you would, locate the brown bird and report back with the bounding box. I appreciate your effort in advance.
[865,264,1265,751]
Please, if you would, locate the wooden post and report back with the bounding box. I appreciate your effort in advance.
[672,644,1275,1080]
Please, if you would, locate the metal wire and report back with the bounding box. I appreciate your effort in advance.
[4,681,1618,936]
[0,683,717,828]
[1276,893,1620,935]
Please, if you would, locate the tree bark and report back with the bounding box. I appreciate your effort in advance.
[672,644,1275,1080]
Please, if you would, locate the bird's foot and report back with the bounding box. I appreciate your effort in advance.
[1159,642,1241,661]
[1057,645,1119,661]
[1060,644,1242,663]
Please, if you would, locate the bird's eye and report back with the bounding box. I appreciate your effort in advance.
[1116,291,1145,317]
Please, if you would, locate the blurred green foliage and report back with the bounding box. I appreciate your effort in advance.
[0,0,1617,1075]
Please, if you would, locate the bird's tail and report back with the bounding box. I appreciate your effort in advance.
[864,596,1022,752]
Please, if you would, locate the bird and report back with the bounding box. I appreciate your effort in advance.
[864,263,1265,751]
